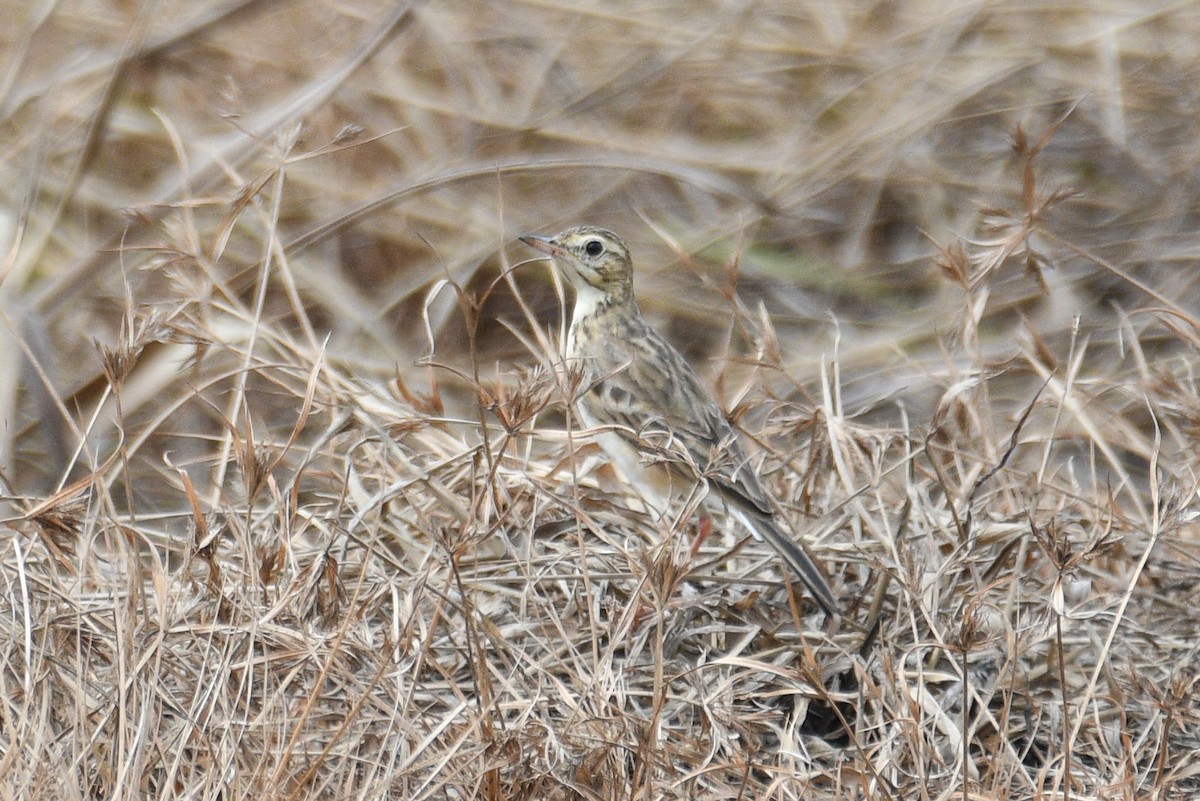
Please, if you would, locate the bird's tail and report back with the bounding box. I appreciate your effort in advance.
[730,506,838,618]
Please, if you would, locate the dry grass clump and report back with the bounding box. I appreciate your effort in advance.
[2,1,1199,799]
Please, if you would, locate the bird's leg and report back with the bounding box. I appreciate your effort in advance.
[690,514,714,558]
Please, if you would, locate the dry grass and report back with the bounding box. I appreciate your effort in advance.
[2,1,1199,798]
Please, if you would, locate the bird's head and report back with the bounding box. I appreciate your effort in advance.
[520,226,633,298]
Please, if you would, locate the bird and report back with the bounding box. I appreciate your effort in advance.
[520,226,838,617]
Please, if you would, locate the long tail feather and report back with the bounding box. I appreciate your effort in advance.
[730,505,838,618]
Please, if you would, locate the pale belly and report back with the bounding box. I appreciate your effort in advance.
[575,401,695,519]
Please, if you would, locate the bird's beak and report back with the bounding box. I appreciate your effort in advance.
[519,235,565,256]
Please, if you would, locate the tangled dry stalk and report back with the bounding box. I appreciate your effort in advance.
[1,1,1198,799]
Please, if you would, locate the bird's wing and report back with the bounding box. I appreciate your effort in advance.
[578,322,838,617]
[579,324,775,516]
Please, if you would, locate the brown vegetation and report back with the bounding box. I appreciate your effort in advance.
[1,1,1198,799]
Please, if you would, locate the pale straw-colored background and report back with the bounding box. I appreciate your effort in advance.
[1,2,1197,799]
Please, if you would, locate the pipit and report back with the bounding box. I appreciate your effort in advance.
[520,226,838,617]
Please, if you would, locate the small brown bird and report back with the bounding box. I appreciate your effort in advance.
[521,226,837,617]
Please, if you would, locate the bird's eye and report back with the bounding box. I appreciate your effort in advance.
[583,239,604,257]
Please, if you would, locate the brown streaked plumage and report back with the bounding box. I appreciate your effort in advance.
[520,226,838,617]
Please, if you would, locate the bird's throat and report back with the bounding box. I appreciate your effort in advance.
[566,284,639,357]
